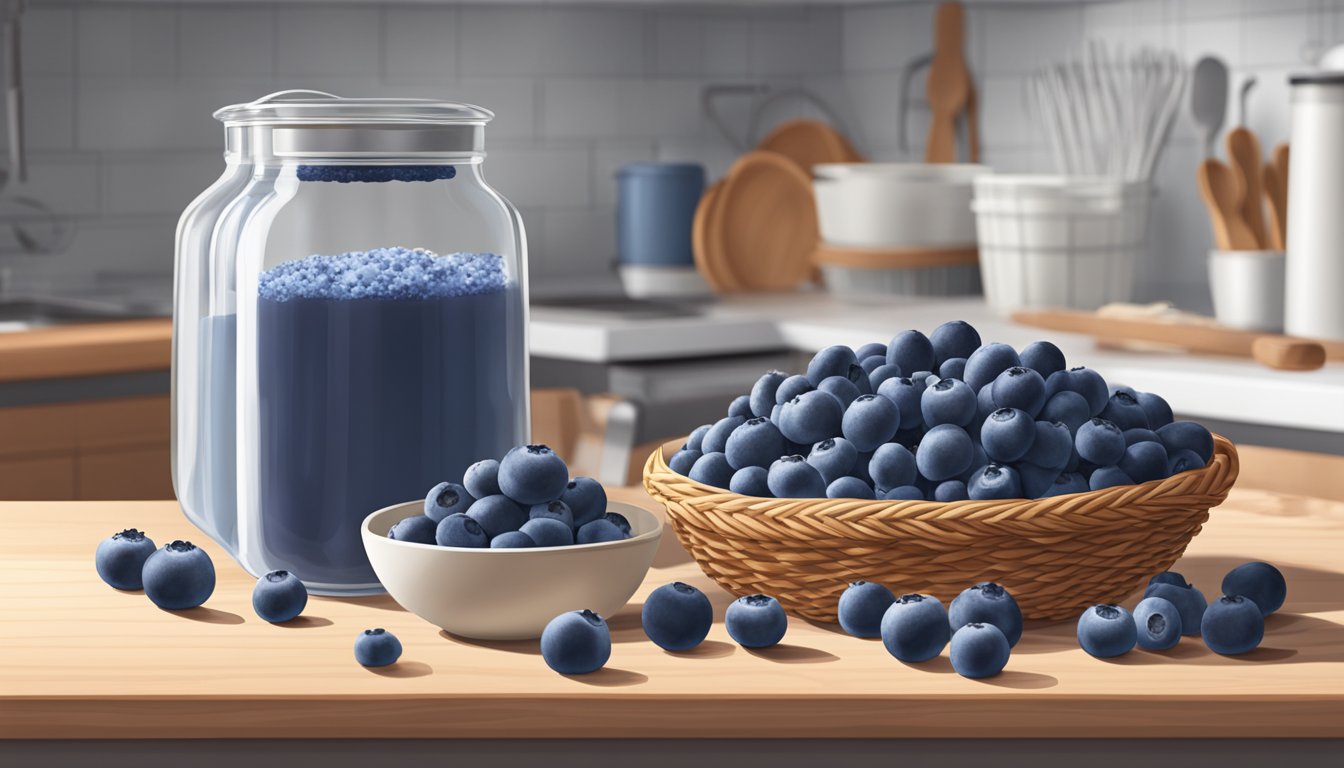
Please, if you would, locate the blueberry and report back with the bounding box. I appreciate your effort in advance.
[1040,390,1091,435]
[354,628,402,667]
[768,455,827,498]
[1221,561,1286,616]
[948,582,1023,646]
[669,449,702,476]
[1099,390,1150,430]
[878,593,950,662]
[1017,462,1058,499]
[529,499,575,528]
[1022,421,1072,470]
[1167,448,1206,475]
[1123,427,1161,447]
[949,622,1011,678]
[1148,571,1189,588]
[969,463,1023,500]
[826,475,876,499]
[838,581,896,638]
[934,480,969,501]
[560,476,608,528]
[778,390,844,446]
[989,367,1045,418]
[774,374,814,405]
[750,371,789,418]
[576,518,625,544]
[521,517,574,547]
[604,512,631,536]
[1201,595,1265,655]
[876,376,923,428]
[859,356,886,375]
[869,442,917,491]
[842,394,901,452]
[915,424,974,482]
[387,514,438,544]
[856,341,888,361]
[921,377,977,428]
[1039,471,1088,498]
[725,594,788,648]
[436,513,490,548]
[727,394,753,420]
[810,438,860,484]
[1132,596,1182,650]
[643,582,714,651]
[424,481,474,523]
[1019,340,1066,379]
[252,570,308,623]
[702,415,747,454]
[882,485,926,500]
[1077,604,1138,658]
[930,320,982,365]
[1119,440,1169,483]
[867,363,904,391]
[490,531,536,548]
[730,466,772,496]
[807,345,859,386]
[1136,391,1175,429]
[1144,581,1208,636]
[818,375,863,408]
[142,540,216,611]
[498,444,569,506]
[685,424,713,452]
[1088,465,1133,491]
[1156,421,1214,464]
[466,494,527,538]
[541,609,611,674]
[981,408,1036,463]
[1044,367,1109,415]
[725,417,786,470]
[886,330,935,376]
[689,452,735,489]
[959,441,989,482]
[463,458,502,499]
[964,342,1022,392]
[94,528,156,590]
[1076,418,1126,466]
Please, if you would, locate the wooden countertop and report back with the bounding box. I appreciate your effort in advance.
[0,319,171,382]
[2,453,1342,740]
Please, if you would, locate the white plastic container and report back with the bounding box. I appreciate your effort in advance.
[813,163,986,248]
[619,264,711,299]
[972,175,1150,312]
[1285,74,1344,340]
[1208,249,1285,332]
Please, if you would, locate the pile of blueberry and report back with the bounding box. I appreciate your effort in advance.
[386,445,631,549]
[1077,561,1287,658]
[669,320,1216,501]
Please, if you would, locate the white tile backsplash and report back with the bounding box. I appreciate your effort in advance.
[20,5,74,76]
[179,7,275,77]
[382,6,458,80]
[274,6,381,76]
[102,154,223,216]
[75,5,176,77]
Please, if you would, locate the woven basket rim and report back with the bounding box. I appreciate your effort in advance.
[646,433,1238,524]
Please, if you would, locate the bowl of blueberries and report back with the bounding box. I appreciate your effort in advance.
[643,319,1239,623]
[363,444,662,641]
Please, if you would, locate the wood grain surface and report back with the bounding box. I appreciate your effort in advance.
[0,318,171,382]
[2,449,1342,739]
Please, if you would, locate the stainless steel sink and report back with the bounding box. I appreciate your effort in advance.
[0,297,163,331]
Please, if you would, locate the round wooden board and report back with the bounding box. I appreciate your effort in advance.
[758,119,864,172]
[813,243,979,269]
[710,150,819,292]
[691,180,737,292]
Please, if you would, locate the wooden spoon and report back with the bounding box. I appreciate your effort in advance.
[1197,158,1258,250]
[1263,162,1287,250]
[1226,127,1267,248]
[924,2,970,164]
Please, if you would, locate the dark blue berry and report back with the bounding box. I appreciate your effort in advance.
[768,455,827,498]
[576,518,625,544]
[354,628,403,667]
[424,481,474,523]
[1167,448,1206,475]
[643,582,714,651]
[881,593,951,662]
[886,330,935,376]
[1019,340,1066,379]
[991,366,1047,417]
[981,408,1036,463]
[252,570,308,623]
[964,342,1021,392]
[1136,391,1175,429]
[730,466,772,497]
[842,394,901,452]
[1144,581,1208,636]
[466,494,527,538]
[490,531,536,548]
[838,581,896,638]
[774,374,814,405]
[806,345,860,387]
[826,475,876,499]
[669,449,702,476]
[521,517,574,547]
[807,437,859,485]
[94,528,156,591]
[818,375,863,407]
[463,458,502,500]
[921,377,977,428]
[388,514,438,544]
[1099,390,1150,430]
[1133,596,1182,650]
[1119,440,1169,483]
[685,424,713,452]
[856,342,888,361]
[1040,390,1091,435]
[728,395,753,419]
[930,321,981,366]
[498,444,569,506]
[948,582,1023,646]
[1123,427,1161,447]
[541,609,611,674]
[949,622,1010,678]
[725,417,786,470]
[876,376,923,428]
[529,500,574,528]
[1221,561,1286,616]
[915,424,975,481]
[725,594,788,648]
[934,479,969,501]
[1076,418,1126,466]
[1022,420,1072,470]
[882,485,925,500]
[1088,465,1133,491]
[868,363,904,391]
[142,540,216,611]
[689,452,735,489]
[702,415,747,454]
[436,513,490,548]
[1044,367,1109,415]
[1077,604,1137,658]
[1156,421,1214,464]
[561,476,607,528]
[938,357,967,381]
[778,390,844,446]
[750,371,788,418]
[869,442,917,491]
[1201,595,1264,655]
[604,512,631,536]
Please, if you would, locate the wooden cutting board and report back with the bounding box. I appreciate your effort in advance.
[757,119,864,173]
[706,151,819,292]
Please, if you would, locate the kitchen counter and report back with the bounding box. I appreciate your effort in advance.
[3,446,1342,745]
[0,318,171,383]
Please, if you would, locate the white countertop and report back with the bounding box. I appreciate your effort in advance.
[530,293,1344,434]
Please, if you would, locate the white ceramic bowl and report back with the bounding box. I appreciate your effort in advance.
[812,162,988,248]
[361,500,662,640]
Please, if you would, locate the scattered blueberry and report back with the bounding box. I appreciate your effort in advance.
[725,417,786,470]
[886,330,936,377]
[837,581,896,638]
[1201,595,1265,655]
[869,442,917,491]
[1132,596,1182,651]
[252,570,308,623]
[354,628,402,667]
[1040,390,1091,435]
[528,500,574,528]
[980,408,1036,463]
[642,582,714,651]
[1019,340,1066,379]
[934,479,969,501]
[768,455,828,498]
[702,415,747,454]
[774,374,814,405]
[949,622,1010,678]
[730,466,772,496]
[930,320,982,365]
[576,518,625,545]
[991,366,1047,417]
[388,514,438,545]
[880,593,951,662]
[521,517,574,547]
[669,449,702,476]
[827,475,876,499]
[541,609,611,674]
[1077,604,1138,658]
[1045,367,1109,415]
[725,594,788,648]
[490,531,536,548]
[750,371,789,418]
[424,482,474,523]
[142,540,216,611]
[1099,390,1150,430]
[948,582,1023,646]
[916,424,975,481]
[1136,391,1175,429]
[498,444,569,506]
[921,377,977,427]
[842,394,901,452]
[1156,421,1215,465]
[1119,440,1169,483]
[963,342,1022,392]
[560,477,607,528]
[1221,562,1286,616]
[436,513,490,548]
[728,394,754,419]
[1144,580,1208,636]
[1088,465,1133,491]
[94,528,156,590]
[689,452,735,489]
[778,390,844,446]
[463,458,502,500]
[807,345,859,386]
[968,463,1023,500]
[466,495,528,538]
[1076,418,1126,466]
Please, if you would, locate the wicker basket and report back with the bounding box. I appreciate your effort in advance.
[643,435,1238,622]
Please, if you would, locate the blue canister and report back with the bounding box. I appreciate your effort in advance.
[616,163,706,267]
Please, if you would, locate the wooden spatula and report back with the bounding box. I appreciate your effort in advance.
[1198,158,1258,250]
[924,2,970,164]
[1263,162,1287,250]
[1226,127,1268,248]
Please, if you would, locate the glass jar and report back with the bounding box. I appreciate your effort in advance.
[232,98,530,594]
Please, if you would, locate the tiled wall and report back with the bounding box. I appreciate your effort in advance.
[3,0,1341,305]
